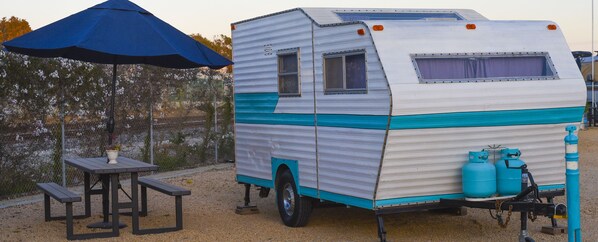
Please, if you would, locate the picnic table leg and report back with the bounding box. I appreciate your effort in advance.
[131,172,140,234]
[111,174,120,236]
[102,175,110,223]
[141,186,148,216]
[84,172,91,217]
[66,202,74,240]
[175,195,183,230]
[44,194,51,222]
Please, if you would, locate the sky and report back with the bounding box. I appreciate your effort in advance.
[0,0,594,51]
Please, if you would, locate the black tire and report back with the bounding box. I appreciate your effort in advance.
[524,237,535,242]
[276,169,312,227]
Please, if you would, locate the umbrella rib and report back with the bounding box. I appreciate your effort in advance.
[138,14,214,68]
[193,41,216,67]
[65,10,111,59]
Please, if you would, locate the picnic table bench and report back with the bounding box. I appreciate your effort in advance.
[136,177,191,234]
[37,182,117,240]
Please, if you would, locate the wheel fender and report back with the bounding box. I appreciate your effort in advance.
[271,157,300,194]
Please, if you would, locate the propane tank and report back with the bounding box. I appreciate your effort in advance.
[462,151,496,198]
[496,148,526,196]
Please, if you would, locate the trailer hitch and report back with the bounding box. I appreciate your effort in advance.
[440,165,566,242]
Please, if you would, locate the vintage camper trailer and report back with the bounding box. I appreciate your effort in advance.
[231,7,585,236]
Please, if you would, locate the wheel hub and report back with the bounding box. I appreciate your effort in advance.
[282,183,295,216]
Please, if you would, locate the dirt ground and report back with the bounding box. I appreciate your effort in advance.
[1,129,597,242]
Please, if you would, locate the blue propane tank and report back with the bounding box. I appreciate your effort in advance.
[496,148,526,196]
[462,151,496,198]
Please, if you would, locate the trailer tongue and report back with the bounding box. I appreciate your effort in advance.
[439,165,567,242]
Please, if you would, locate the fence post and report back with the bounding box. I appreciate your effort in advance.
[61,81,66,187]
[149,81,154,169]
[214,93,218,163]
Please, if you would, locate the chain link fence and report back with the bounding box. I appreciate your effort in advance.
[0,50,234,200]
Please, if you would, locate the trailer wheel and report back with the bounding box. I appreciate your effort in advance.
[276,169,312,227]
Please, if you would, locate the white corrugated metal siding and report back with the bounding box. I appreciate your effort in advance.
[376,124,572,200]
[367,20,585,115]
[235,124,318,188]
[233,10,317,188]
[316,127,386,199]
[370,20,586,202]
[313,23,389,199]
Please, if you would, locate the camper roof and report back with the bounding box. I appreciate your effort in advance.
[233,8,488,26]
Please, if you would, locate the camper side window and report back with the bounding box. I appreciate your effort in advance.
[324,52,367,94]
[278,52,300,96]
[412,52,558,83]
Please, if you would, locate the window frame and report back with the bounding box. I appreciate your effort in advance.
[277,48,301,97]
[411,52,559,84]
[323,50,368,95]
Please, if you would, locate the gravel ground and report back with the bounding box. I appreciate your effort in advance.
[1,129,597,242]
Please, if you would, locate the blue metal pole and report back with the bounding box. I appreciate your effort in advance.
[564,125,581,242]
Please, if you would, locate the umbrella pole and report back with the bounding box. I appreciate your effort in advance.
[107,64,117,145]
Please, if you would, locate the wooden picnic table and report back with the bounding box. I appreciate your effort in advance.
[65,157,158,238]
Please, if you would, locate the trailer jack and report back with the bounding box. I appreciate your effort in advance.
[235,183,260,215]
[540,197,566,235]
[376,215,387,242]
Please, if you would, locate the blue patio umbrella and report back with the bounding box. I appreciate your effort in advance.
[3,0,233,145]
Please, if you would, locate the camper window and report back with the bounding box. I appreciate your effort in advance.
[278,51,300,96]
[412,53,557,83]
[324,52,367,94]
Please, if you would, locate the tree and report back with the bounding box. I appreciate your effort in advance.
[190,34,232,72]
[0,16,236,195]
[0,16,32,42]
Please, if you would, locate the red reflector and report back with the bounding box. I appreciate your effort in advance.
[372,25,384,31]
[357,29,365,35]
[547,24,557,30]
[231,24,236,31]
[466,24,476,30]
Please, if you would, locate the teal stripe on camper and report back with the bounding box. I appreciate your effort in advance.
[300,186,319,197]
[318,114,388,129]
[374,184,565,208]
[236,175,273,188]
[538,184,565,191]
[236,113,387,129]
[319,190,373,209]
[234,92,385,128]
[235,92,278,113]
[234,92,583,129]
[236,113,315,126]
[390,106,584,130]
[375,193,465,207]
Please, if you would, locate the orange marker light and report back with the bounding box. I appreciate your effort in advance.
[372,25,384,31]
[466,24,476,30]
[357,29,365,36]
[231,24,236,31]
[547,24,557,30]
